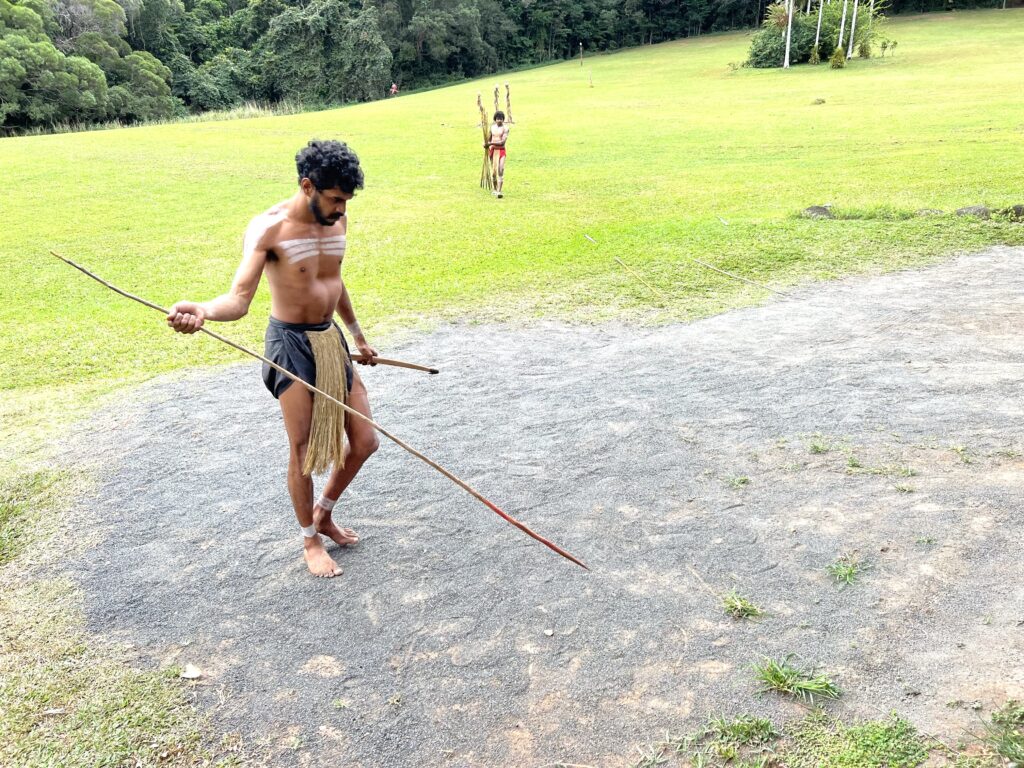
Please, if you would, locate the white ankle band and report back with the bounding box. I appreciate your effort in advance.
[300,524,318,538]
[317,494,337,512]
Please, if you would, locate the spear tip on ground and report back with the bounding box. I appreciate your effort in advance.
[428,368,439,374]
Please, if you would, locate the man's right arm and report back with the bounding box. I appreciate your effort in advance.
[166,224,269,334]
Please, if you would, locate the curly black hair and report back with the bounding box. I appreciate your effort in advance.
[493,111,505,121]
[295,140,364,193]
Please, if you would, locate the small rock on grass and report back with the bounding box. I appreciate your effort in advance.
[802,205,834,219]
[956,205,991,219]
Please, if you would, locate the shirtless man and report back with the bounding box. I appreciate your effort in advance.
[486,111,510,198]
[166,139,379,579]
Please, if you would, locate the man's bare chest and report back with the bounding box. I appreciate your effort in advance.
[270,233,347,266]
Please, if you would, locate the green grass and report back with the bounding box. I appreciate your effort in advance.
[706,714,779,747]
[1,10,1023,448]
[985,700,1024,764]
[640,711,962,768]
[754,655,842,704]
[0,470,62,565]
[0,471,240,767]
[826,551,871,587]
[721,589,765,620]
[781,711,930,768]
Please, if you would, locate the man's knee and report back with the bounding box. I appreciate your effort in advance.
[289,437,309,465]
[350,431,379,462]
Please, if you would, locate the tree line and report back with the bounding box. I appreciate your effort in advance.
[0,0,1010,133]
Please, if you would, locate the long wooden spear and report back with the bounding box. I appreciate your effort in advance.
[51,251,587,570]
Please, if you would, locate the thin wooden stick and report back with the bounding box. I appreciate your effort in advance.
[51,251,587,570]
[585,233,790,299]
[505,83,516,123]
[504,83,514,123]
[685,256,791,298]
[614,257,670,303]
[350,354,438,374]
[477,93,494,192]
[584,233,669,303]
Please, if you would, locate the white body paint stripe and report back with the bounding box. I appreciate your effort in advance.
[243,206,347,266]
[279,235,347,265]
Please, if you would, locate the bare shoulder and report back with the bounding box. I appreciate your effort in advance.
[243,201,289,257]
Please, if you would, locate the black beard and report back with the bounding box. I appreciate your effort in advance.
[310,193,341,226]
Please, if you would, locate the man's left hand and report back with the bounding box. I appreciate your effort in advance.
[355,339,378,365]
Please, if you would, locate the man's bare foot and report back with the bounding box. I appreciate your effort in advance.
[313,503,359,548]
[303,536,342,578]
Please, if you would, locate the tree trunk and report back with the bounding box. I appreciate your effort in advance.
[806,0,812,12]
[846,0,859,59]
[837,0,848,48]
[815,0,824,49]
[783,0,795,67]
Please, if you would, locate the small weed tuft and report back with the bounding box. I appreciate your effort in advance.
[950,445,974,464]
[707,714,779,746]
[826,552,870,587]
[809,439,830,454]
[728,476,750,489]
[985,699,1024,763]
[721,590,765,620]
[632,743,669,767]
[894,484,915,493]
[754,655,841,704]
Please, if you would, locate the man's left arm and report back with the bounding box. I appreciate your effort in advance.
[336,282,378,365]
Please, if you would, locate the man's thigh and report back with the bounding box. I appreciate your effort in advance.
[279,381,314,447]
[345,370,374,441]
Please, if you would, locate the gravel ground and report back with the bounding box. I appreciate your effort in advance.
[72,246,1024,767]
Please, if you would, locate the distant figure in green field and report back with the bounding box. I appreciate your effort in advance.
[166,140,379,579]
[486,111,510,198]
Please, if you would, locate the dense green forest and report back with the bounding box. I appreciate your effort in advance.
[0,0,1011,132]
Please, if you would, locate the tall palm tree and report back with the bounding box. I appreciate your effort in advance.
[784,0,795,67]
[837,0,849,48]
[815,0,825,52]
[846,0,860,59]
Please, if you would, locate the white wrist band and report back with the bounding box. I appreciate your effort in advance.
[317,494,337,512]
[300,524,317,538]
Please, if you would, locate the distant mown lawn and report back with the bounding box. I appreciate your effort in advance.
[2,10,1024,463]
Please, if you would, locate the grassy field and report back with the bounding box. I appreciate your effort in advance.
[1,9,1024,766]
[2,9,1024,468]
